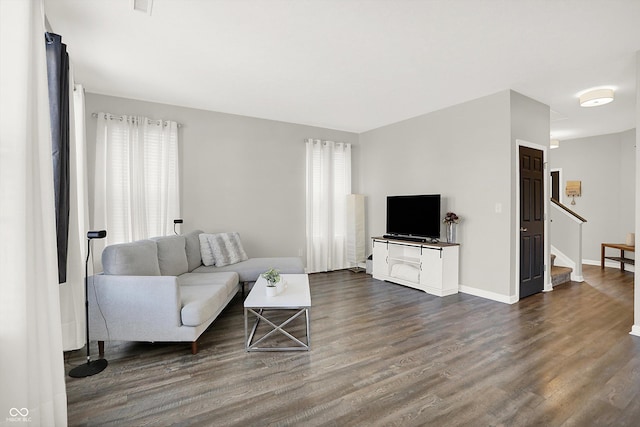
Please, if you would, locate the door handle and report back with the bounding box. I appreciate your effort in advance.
[520,227,528,232]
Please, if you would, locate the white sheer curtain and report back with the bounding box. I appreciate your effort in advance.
[0,0,68,424]
[305,139,352,273]
[94,113,180,248]
[58,81,89,351]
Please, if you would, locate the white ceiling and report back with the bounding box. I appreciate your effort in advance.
[45,0,640,139]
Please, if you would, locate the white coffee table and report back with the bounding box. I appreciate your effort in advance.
[244,274,311,351]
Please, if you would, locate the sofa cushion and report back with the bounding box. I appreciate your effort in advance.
[180,285,227,327]
[199,232,249,267]
[151,235,188,276]
[184,229,204,272]
[178,271,239,297]
[102,240,161,276]
[193,257,304,283]
[179,271,239,326]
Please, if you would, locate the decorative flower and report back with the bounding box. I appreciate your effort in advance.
[443,212,460,225]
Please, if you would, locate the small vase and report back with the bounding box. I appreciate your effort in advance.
[266,286,277,297]
[446,223,456,243]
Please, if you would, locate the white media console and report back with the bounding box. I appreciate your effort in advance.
[372,237,460,296]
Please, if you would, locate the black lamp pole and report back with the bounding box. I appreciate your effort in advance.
[69,230,108,378]
[174,218,183,235]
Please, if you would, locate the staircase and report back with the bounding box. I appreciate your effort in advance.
[550,198,586,283]
[551,254,572,286]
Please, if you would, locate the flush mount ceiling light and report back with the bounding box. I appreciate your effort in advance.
[550,139,560,149]
[579,88,614,107]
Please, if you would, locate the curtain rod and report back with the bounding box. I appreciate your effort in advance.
[91,112,182,128]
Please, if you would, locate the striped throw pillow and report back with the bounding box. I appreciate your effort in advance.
[199,232,248,267]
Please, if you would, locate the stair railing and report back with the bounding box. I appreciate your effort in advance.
[550,198,587,282]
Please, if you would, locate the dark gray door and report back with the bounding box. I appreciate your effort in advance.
[520,146,544,298]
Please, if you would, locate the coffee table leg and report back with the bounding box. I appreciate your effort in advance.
[306,307,311,349]
[246,308,264,351]
[244,308,248,351]
[246,308,310,351]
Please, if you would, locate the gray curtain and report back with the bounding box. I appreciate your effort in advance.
[45,32,70,284]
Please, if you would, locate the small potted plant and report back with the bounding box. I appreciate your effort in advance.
[261,268,280,296]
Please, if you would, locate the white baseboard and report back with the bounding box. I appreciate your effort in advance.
[630,325,640,337]
[583,258,635,273]
[459,285,518,304]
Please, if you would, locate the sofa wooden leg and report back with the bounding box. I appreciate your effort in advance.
[98,341,105,357]
[191,341,198,355]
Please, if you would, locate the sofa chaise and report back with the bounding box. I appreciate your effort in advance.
[88,230,303,355]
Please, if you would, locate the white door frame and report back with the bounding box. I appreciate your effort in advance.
[550,167,563,204]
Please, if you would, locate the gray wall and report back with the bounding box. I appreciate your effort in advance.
[85,93,359,260]
[360,90,513,298]
[85,90,553,301]
[359,90,549,300]
[549,129,636,264]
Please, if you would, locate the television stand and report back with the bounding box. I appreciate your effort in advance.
[372,237,459,297]
[383,235,427,243]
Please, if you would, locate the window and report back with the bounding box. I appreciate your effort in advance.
[94,113,180,244]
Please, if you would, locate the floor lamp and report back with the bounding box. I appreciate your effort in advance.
[174,218,183,235]
[69,230,108,378]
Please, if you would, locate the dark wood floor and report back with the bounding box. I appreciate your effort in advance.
[64,266,639,426]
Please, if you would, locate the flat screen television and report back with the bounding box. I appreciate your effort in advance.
[385,194,441,241]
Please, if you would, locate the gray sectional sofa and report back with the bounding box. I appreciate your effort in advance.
[88,230,303,355]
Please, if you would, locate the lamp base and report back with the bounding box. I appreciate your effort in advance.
[68,358,108,378]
